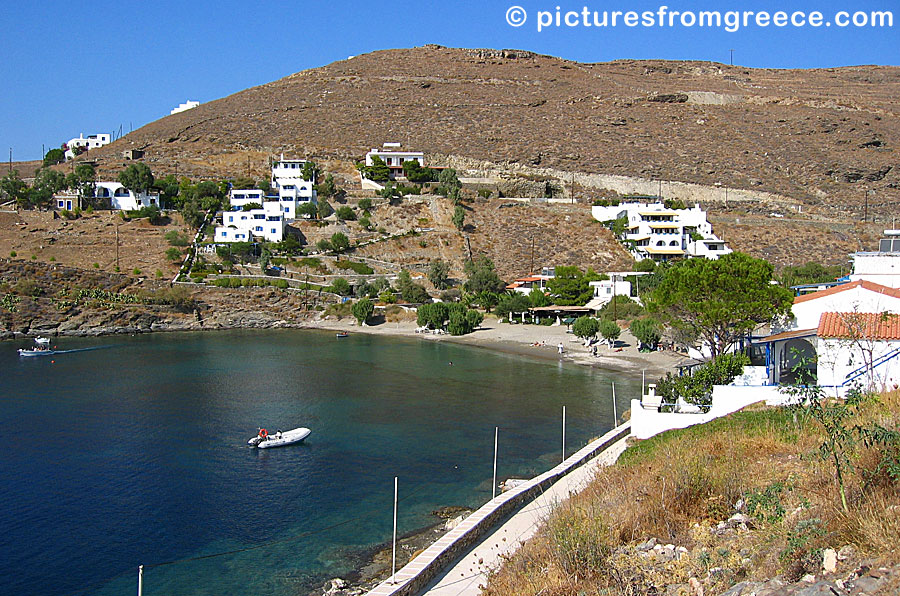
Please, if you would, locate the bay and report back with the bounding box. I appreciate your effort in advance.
[0,329,638,595]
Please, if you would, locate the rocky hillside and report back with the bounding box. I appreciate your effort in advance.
[81,46,898,220]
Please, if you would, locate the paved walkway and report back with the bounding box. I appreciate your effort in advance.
[419,436,629,596]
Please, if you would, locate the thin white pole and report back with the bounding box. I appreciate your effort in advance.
[612,382,617,424]
[391,477,398,584]
[137,565,143,596]
[562,405,566,462]
[642,369,646,396]
[492,426,498,500]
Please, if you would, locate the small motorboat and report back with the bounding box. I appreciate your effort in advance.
[18,337,56,357]
[248,427,311,449]
[335,332,349,338]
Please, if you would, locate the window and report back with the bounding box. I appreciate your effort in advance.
[271,229,277,234]
[228,216,233,222]
[284,207,289,213]
[58,200,64,208]
[255,226,263,232]
[221,231,228,237]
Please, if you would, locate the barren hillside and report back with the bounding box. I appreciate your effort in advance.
[80,46,898,220]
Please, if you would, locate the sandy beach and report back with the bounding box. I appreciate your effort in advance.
[308,313,684,380]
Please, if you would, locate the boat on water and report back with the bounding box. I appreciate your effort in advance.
[18,337,56,357]
[248,427,311,449]
[335,332,349,338]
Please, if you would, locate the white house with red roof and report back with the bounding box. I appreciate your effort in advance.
[756,280,900,395]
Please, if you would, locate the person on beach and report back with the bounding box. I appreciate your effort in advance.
[557,342,564,354]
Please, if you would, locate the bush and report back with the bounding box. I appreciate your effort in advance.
[132,268,142,276]
[656,353,750,410]
[335,206,356,221]
[165,247,183,262]
[335,259,374,275]
[631,317,662,351]
[329,277,352,296]
[572,316,600,339]
[358,198,372,211]
[599,319,621,345]
[165,230,190,247]
[596,295,644,321]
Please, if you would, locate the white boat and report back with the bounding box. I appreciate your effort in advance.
[248,427,311,449]
[18,337,56,357]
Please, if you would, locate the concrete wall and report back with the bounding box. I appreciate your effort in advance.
[364,424,631,596]
[630,385,791,440]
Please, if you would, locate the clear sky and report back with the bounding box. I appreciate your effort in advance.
[1,0,895,161]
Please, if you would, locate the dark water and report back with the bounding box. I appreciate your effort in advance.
[0,330,638,595]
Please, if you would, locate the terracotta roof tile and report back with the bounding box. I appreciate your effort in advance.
[817,312,900,340]
[794,280,900,304]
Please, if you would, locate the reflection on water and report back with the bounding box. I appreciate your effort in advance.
[0,329,638,595]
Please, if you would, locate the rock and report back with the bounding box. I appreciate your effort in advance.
[688,576,704,596]
[323,578,346,595]
[719,581,762,596]
[636,537,657,552]
[836,544,855,561]
[822,548,837,574]
[801,574,816,583]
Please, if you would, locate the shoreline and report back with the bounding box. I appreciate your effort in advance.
[305,316,684,380]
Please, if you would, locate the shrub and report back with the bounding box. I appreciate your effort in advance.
[165,230,189,247]
[329,277,352,296]
[335,260,374,275]
[9,251,16,257]
[335,206,356,221]
[572,316,600,339]
[358,198,372,211]
[93,262,100,269]
[165,247,182,262]
[133,268,142,276]
[631,317,661,351]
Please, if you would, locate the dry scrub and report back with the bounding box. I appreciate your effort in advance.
[484,391,900,596]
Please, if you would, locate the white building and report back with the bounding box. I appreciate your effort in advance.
[171,100,200,115]
[364,142,425,179]
[848,230,900,289]
[271,156,317,218]
[592,200,731,263]
[215,201,285,243]
[92,182,162,211]
[506,266,555,295]
[586,274,636,310]
[64,133,111,160]
[756,280,900,394]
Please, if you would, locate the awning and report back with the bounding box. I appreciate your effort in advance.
[562,317,577,324]
[754,328,817,343]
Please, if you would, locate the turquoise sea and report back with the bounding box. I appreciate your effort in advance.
[0,329,638,595]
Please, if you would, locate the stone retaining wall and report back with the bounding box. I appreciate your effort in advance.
[365,423,631,596]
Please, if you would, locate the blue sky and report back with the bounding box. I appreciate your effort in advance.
[1,0,895,161]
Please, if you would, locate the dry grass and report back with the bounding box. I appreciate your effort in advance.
[483,392,900,596]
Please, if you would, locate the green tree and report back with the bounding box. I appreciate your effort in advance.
[329,277,352,296]
[546,266,603,306]
[330,232,350,253]
[118,163,155,194]
[599,319,621,347]
[30,167,67,209]
[297,202,318,219]
[358,198,372,211]
[301,161,320,182]
[529,288,552,308]
[317,199,334,219]
[335,206,356,221]
[166,247,183,262]
[452,205,465,230]
[398,270,431,303]
[66,163,96,202]
[572,316,601,340]
[463,256,506,294]
[646,252,794,359]
[358,156,390,182]
[436,168,462,199]
[495,292,532,320]
[181,197,205,229]
[630,317,661,351]
[427,259,451,290]
[402,160,436,183]
[230,177,255,190]
[43,148,66,166]
[0,169,29,207]
[352,297,375,326]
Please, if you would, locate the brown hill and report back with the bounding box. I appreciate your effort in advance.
[84,46,898,217]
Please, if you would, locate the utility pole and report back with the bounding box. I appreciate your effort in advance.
[115,223,120,270]
[864,189,870,223]
[8,148,12,173]
[530,236,535,274]
[658,179,662,199]
[729,49,734,65]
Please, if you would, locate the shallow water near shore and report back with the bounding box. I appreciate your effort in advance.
[0,329,638,595]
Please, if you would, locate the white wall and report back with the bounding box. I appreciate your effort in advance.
[784,286,900,332]
[630,385,790,440]
[817,337,900,397]
[850,253,900,289]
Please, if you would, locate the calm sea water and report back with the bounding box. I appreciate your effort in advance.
[0,330,638,595]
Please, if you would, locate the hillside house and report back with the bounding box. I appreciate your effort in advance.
[64,133,111,160]
[170,100,200,115]
[755,280,900,394]
[848,229,900,289]
[585,273,637,310]
[506,266,556,295]
[592,200,731,263]
[364,142,425,180]
[215,201,285,243]
[271,156,317,216]
[86,182,162,211]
